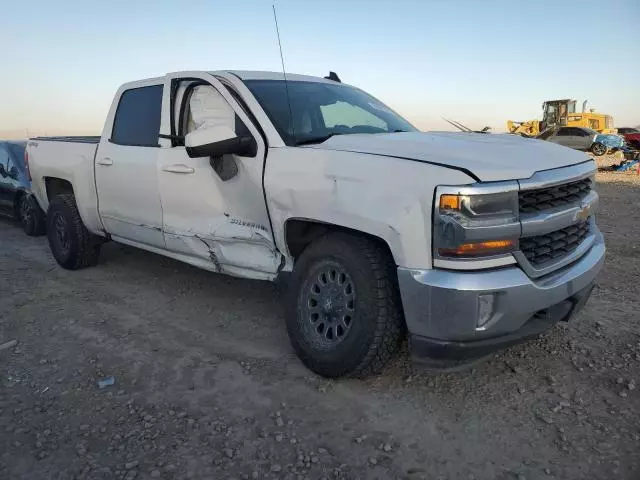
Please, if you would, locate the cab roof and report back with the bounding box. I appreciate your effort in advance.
[216,70,339,84]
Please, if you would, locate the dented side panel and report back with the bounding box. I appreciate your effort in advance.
[157,73,281,281]
[157,147,282,278]
[158,151,281,279]
[264,147,474,270]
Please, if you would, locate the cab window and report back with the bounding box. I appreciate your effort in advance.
[111,85,163,147]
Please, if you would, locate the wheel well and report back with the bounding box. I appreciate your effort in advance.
[284,219,396,264]
[45,177,74,202]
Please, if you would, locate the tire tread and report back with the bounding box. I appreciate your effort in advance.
[47,193,101,270]
[287,232,405,378]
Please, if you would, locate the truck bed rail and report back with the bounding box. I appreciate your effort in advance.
[29,136,100,144]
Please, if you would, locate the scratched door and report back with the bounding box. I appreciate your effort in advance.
[157,73,282,281]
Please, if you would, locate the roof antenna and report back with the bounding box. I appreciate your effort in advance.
[272,4,295,143]
[325,71,341,83]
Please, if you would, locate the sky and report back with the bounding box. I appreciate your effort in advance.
[1,0,639,139]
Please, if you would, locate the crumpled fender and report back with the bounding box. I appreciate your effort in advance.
[595,134,624,149]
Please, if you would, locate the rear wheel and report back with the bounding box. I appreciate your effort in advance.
[47,193,102,269]
[18,194,46,237]
[286,233,405,378]
[591,142,607,156]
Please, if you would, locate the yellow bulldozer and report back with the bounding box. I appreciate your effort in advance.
[507,99,616,136]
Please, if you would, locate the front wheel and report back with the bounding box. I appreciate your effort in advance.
[18,194,46,237]
[591,142,607,156]
[286,233,405,378]
[47,193,102,270]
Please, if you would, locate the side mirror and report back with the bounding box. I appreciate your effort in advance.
[185,126,257,158]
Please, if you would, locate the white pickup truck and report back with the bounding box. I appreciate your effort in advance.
[27,70,605,377]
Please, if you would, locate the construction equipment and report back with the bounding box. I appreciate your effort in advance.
[507,99,616,136]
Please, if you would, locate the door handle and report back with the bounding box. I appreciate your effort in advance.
[97,157,113,166]
[162,164,195,174]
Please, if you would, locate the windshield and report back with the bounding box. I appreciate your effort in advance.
[244,80,417,146]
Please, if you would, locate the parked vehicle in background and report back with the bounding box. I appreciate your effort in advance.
[537,126,624,156]
[616,127,640,150]
[0,140,46,236]
[27,70,604,378]
[507,99,616,137]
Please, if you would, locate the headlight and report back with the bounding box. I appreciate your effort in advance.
[439,192,518,226]
[434,190,519,260]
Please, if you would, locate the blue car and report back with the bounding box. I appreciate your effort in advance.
[0,140,46,236]
[594,133,624,155]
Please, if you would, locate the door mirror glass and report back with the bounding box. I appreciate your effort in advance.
[185,126,257,158]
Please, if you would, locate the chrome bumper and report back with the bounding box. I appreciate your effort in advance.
[397,229,605,344]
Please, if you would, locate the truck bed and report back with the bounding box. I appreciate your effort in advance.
[28,136,101,233]
[30,136,100,144]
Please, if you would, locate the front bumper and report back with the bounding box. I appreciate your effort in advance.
[397,230,605,361]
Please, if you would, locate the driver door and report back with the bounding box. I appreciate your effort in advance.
[157,73,282,280]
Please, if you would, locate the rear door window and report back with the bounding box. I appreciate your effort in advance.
[111,85,163,147]
[556,128,572,136]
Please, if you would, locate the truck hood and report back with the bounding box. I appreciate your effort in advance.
[307,132,590,182]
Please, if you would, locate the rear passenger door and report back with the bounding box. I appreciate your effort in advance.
[550,127,578,149]
[95,82,165,248]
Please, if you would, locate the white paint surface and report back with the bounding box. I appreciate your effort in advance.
[28,70,589,280]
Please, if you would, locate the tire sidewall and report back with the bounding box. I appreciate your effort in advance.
[287,238,383,376]
[47,198,79,268]
[18,195,35,235]
[19,195,43,236]
[592,143,606,156]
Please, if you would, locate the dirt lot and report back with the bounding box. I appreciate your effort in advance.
[1,170,639,480]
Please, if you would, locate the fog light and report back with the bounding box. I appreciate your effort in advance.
[477,294,496,329]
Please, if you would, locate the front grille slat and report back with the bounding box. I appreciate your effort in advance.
[519,178,592,214]
[520,220,590,268]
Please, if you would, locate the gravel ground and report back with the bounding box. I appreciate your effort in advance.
[1,172,639,480]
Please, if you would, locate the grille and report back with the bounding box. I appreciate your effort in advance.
[520,220,590,267]
[519,178,592,214]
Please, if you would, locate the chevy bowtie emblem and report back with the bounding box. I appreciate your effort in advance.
[575,204,591,221]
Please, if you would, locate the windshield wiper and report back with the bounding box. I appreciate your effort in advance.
[295,133,344,146]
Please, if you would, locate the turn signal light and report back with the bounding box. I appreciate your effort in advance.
[439,194,460,210]
[439,239,516,257]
